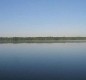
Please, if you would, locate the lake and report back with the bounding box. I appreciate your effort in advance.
[0,43,86,80]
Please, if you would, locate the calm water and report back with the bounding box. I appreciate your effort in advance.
[0,43,86,80]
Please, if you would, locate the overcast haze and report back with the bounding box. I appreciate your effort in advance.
[0,0,86,37]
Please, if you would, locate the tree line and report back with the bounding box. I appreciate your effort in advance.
[0,37,86,41]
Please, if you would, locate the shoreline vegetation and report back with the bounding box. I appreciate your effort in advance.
[0,37,86,43]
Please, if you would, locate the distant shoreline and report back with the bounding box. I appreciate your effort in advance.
[0,40,86,43]
[0,37,86,43]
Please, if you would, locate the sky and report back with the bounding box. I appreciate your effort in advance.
[0,0,86,37]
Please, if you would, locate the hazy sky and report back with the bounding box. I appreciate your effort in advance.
[0,0,86,37]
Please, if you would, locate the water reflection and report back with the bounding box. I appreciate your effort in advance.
[0,43,86,80]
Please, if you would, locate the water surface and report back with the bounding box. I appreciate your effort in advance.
[0,43,86,80]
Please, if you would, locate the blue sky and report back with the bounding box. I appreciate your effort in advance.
[0,0,86,37]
